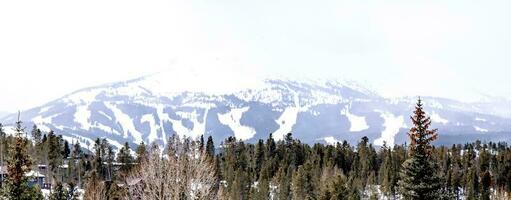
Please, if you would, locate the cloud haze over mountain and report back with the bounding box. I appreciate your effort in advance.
[1,0,510,112]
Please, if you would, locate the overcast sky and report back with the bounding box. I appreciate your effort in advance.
[1,0,510,112]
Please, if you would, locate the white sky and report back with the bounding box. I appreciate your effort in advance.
[1,0,510,112]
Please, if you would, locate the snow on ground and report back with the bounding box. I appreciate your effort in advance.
[32,114,56,125]
[61,134,96,151]
[273,93,301,141]
[217,107,256,141]
[98,111,112,120]
[2,126,16,136]
[92,123,120,135]
[374,111,406,147]
[235,86,284,105]
[36,124,52,132]
[428,100,444,109]
[42,189,50,199]
[74,105,91,130]
[105,138,124,150]
[141,114,158,143]
[169,109,208,140]
[341,105,369,132]
[323,136,341,145]
[156,105,171,144]
[475,117,487,122]
[39,106,50,113]
[430,111,448,125]
[104,102,143,143]
[474,126,489,133]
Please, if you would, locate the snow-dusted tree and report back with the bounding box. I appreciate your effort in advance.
[127,135,218,199]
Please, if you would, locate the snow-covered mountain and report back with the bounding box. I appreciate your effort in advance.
[2,71,511,150]
[0,111,9,119]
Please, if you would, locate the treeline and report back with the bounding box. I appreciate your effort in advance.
[0,100,510,199]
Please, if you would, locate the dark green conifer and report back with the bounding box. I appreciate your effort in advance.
[398,98,441,200]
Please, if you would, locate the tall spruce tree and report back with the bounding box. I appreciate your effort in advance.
[30,125,42,145]
[2,117,43,199]
[398,98,441,200]
[480,170,491,200]
[380,143,397,198]
[135,141,147,164]
[116,142,134,176]
[206,136,215,159]
[48,130,63,183]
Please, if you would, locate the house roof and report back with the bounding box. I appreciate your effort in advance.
[0,166,46,178]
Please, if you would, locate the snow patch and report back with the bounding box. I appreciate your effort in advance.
[61,135,96,151]
[98,111,112,120]
[32,114,54,124]
[74,105,91,130]
[91,123,119,135]
[104,103,143,143]
[105,138,124,150]
[474,126,488,133]
[430,111,448,125]
[341,105,369,132]
[323,136,341,145]
[273,92,301,141]
[475,117,487,122]
[428,100,444,109]
[39,106,50,113]
[218,107,256,141]
[169,109,208,140]
[374,111,405,147]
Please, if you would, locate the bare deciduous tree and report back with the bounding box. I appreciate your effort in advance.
[127,135,218,200]
[83,171,109,200]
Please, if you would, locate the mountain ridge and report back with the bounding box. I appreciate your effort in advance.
[2,73,510,150]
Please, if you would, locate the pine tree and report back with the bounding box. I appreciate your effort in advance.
[71,142,83,187]
[253,165,270,200]
[49,182,67,200]
[105,144,114,181]
[48,130,63,183]
[2,117,43,199]
[254,139,265,179]
[199,135,205,152]
[230,170,249,200]
[135,141,147,164]
[480,170,491,200]
[319,166,347,200]
[62,140,70,159]
[92,138,103,180]
[466,166,480,200]
[67,148,76,184]
[380,143,397,198]
[116,142,134,177]
[398,98,441,200]
[206,136,215,159]
[291,162,315,200]
[31,125,42,144]
[275,165,292,200]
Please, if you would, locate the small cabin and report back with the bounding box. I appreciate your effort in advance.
[0,166,47,189]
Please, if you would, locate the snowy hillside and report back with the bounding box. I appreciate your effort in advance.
[2,71,511,149]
